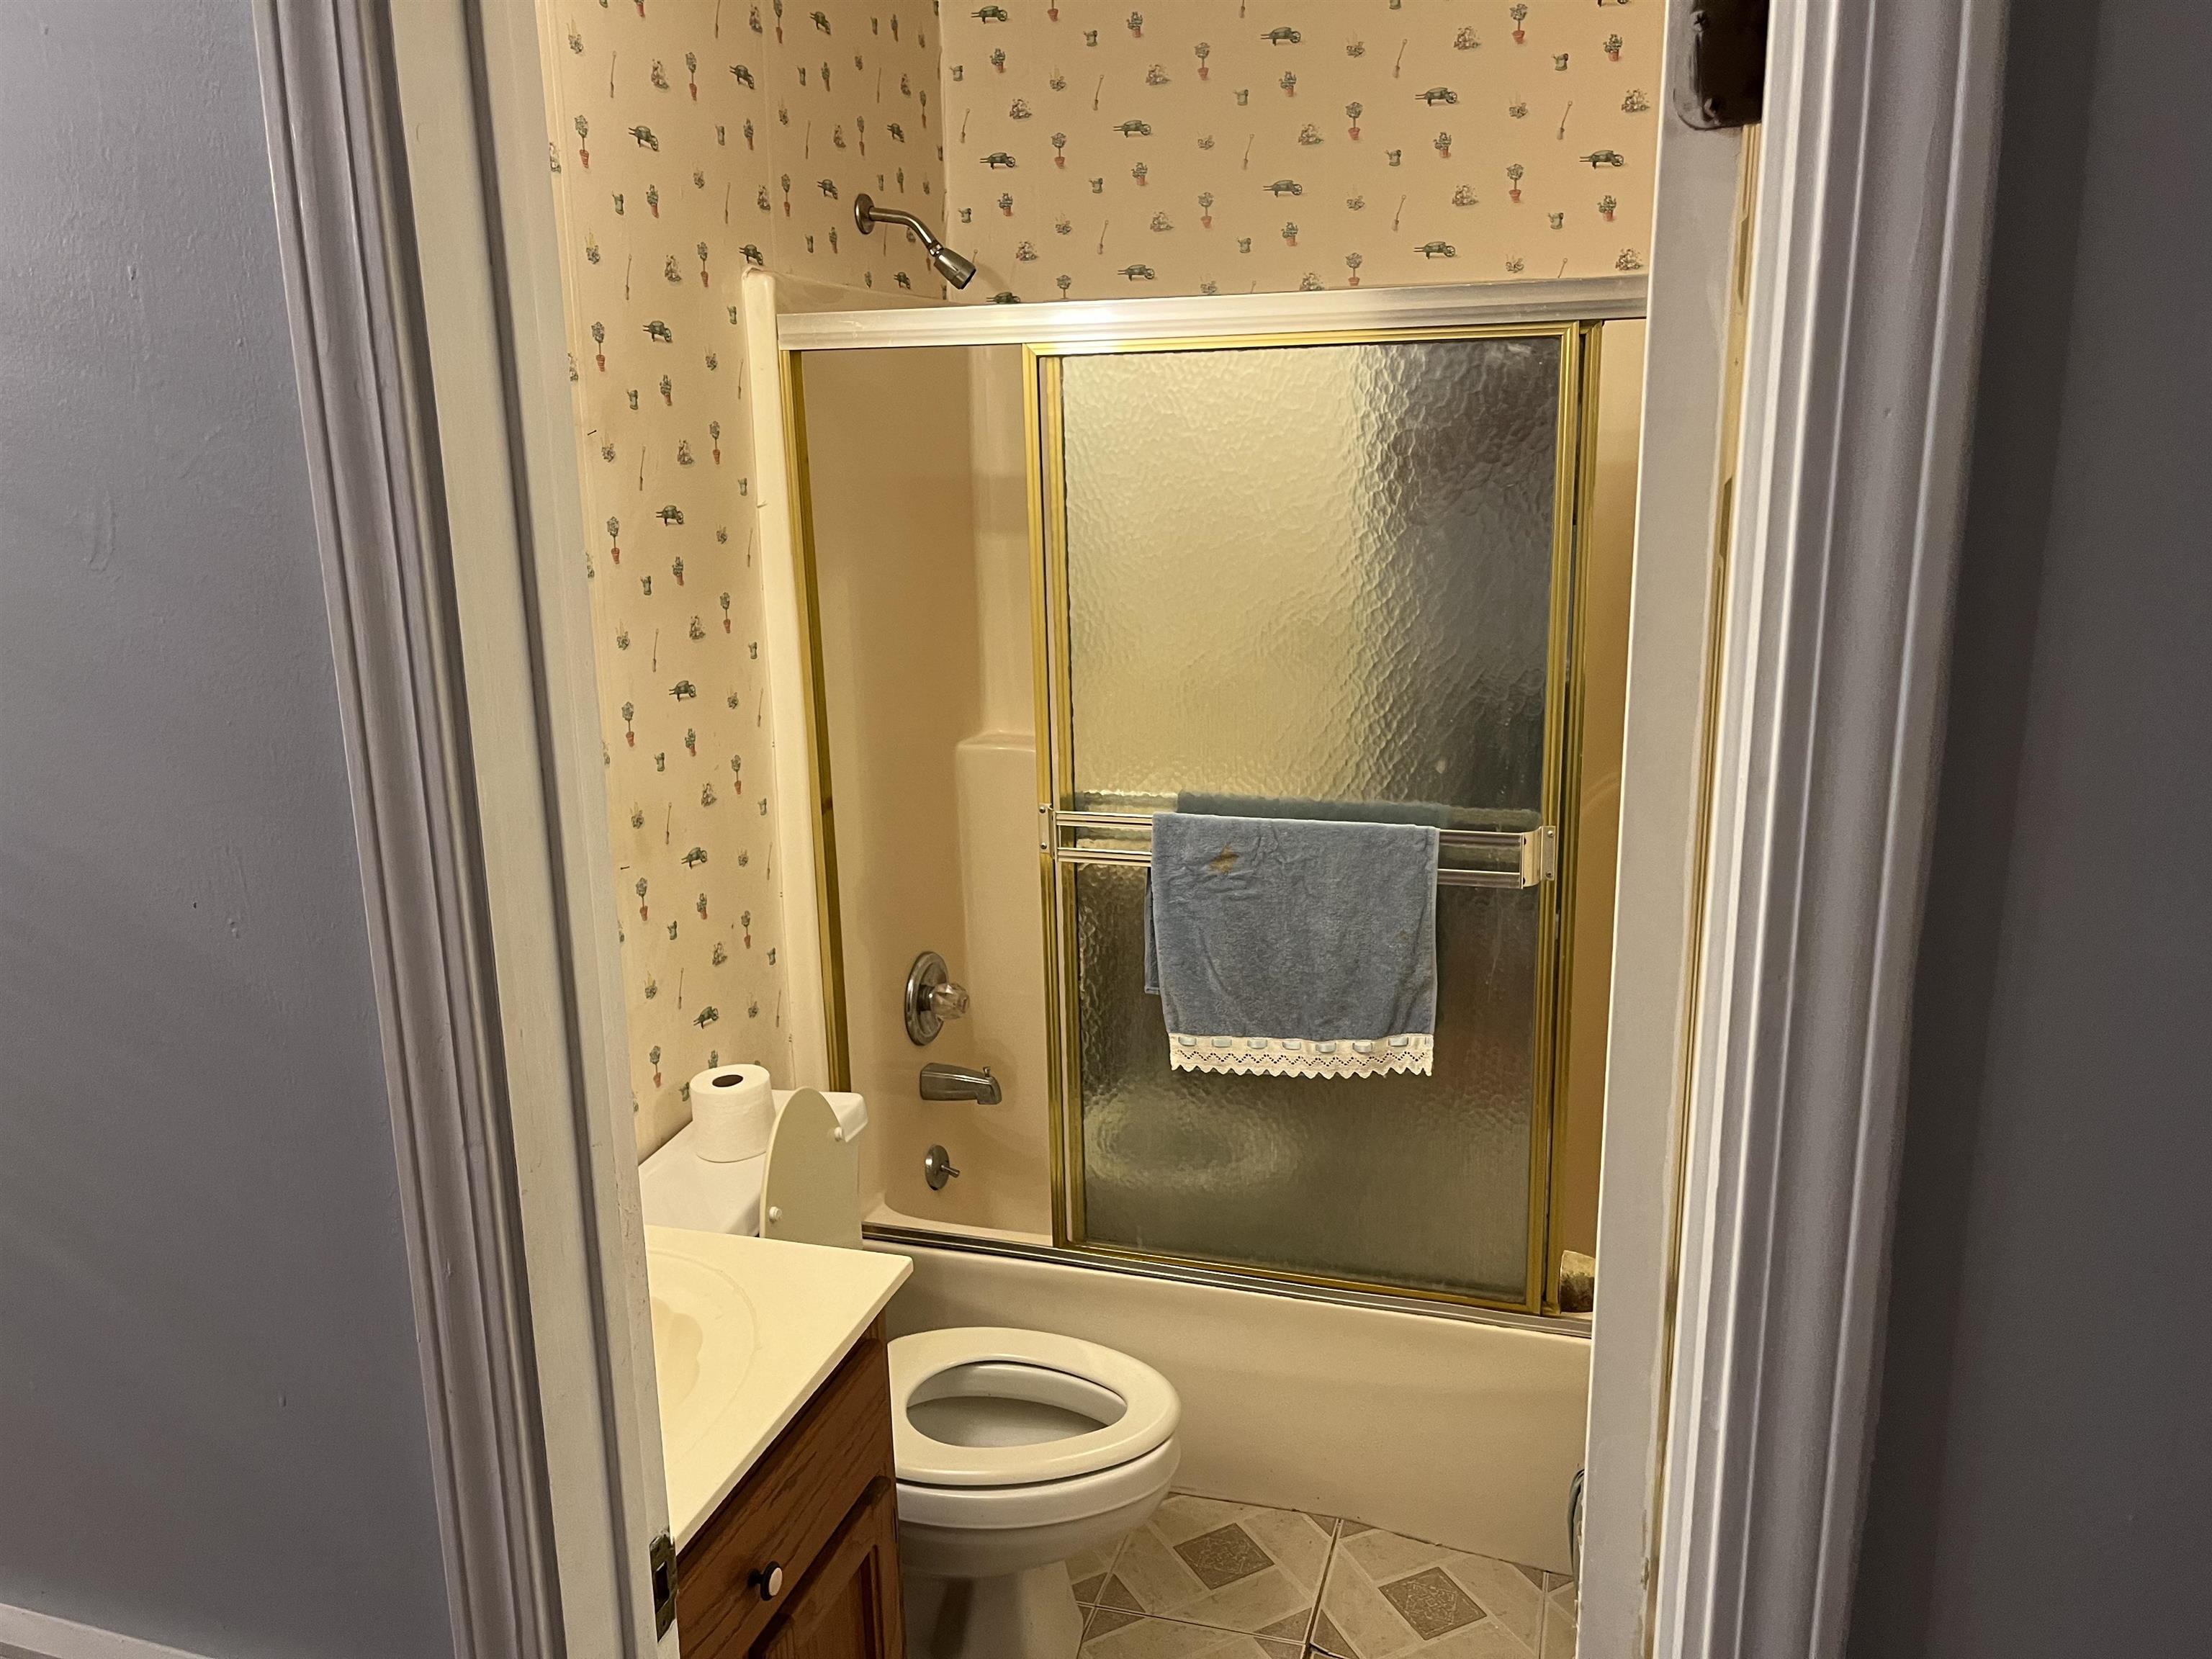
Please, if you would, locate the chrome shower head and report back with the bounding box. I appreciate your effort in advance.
[853,193,978,291]
[928,243,979,289]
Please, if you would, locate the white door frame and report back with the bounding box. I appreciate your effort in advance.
[248,1,673,1657]
[1585,1,2007,1655]
[227,3,2009,1658]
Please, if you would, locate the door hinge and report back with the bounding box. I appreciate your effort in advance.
[649,1530,678,1639]
[1673,0,1771,130]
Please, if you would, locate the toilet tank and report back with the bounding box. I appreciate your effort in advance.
[639,1089,867,1238]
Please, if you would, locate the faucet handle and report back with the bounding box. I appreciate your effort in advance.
[905,950,970,1044]
[923,1145,961,1191]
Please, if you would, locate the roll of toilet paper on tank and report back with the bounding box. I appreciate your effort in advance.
[690,1064,773,1162]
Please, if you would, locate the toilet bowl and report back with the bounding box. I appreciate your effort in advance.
[637,1091,1182,1658]
[892,1328,1180,1659]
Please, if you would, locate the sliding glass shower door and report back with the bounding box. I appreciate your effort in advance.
[1033,328,1596,1310]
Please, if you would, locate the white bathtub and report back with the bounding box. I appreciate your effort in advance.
[871,1238,1591,1575]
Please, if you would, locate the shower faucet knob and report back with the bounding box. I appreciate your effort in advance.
[905,950,969,1044]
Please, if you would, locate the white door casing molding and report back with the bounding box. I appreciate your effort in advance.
[251,1,562,1655]
[256,0,680,1655]
[379,0,683,1653]
[1651,3,2008,1657]
[1574,41,1750,1659]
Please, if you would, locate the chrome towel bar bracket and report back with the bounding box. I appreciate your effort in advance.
[1043,809,1556,891]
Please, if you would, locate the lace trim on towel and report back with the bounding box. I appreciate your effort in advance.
[1166,1032,1435,1079]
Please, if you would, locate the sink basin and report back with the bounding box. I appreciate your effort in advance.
[642,1225,910,1547]
[647,1243,760,1463]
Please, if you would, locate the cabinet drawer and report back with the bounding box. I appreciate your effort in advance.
[676,1328,894,1659]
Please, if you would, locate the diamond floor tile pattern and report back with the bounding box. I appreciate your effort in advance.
[1098,1494,1334,1637]
[1079,1608,1304,1658]
[1061,1493,1575,1658]
[1313,1521,1575,1659]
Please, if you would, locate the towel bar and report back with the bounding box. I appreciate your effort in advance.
[1045,809,1557,890]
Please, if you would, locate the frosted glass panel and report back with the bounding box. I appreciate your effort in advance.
[1073,863,1535,1300]
[1061,336,1561,820]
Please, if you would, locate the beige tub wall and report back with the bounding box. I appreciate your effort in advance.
[802,344,1054,1234]
[800,345,981,1223]
[968,346,1039,734]
[881,1244,1591,1575]
[1555,319,1646,1267]
[937,343,1056,1237]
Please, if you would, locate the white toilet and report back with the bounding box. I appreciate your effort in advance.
[638,1088,1182,1659]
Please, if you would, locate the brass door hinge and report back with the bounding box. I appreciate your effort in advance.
[1673,0,1771,130]
[649,1530,678,1640]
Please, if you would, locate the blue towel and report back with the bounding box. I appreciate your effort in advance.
[1143,811,1439,1079]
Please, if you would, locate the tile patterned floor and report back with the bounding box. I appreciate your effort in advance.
[1058,1493,1578,1659]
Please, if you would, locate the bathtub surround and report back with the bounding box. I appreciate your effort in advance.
[940,1,1658,302]
[536,0,948,1153]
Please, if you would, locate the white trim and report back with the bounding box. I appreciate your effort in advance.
[1570,48,1750,1659]
[1167,1032,1435,1078]
[382,1,679,1655]
[251,4,560,1655]
[776,274,1647,351]
[0,1605,215,1659]
[740,270,832,1089]
[1653,3,2007,1657]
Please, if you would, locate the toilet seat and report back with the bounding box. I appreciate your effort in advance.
[895,1439,1181,1534]
[891,1328,1179,1489]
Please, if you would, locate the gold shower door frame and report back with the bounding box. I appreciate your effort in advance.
[1026,323,1608,1318]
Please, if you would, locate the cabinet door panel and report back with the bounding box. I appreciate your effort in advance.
[754,1478,904,1659]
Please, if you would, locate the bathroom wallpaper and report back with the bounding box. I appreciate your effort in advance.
[536,0,1656,1154]
[537,0,948,1154]
[940,0,1659,302]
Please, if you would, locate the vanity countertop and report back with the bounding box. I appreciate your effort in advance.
[645,1225,911,1548]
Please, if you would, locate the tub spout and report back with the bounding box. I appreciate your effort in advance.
[920,1063,1001,1105]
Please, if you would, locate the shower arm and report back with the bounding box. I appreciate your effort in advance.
[852,193,978,288]
[853,197,936,248]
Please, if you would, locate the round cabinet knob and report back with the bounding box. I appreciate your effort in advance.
[750,1562,784,1601]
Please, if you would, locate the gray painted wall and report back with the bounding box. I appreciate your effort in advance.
[0,3,454,1655]
[1850,1,2211,1653]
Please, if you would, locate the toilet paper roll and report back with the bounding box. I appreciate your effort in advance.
[690,1064,773,1162]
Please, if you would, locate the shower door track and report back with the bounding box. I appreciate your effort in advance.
[775,274,1647,354]
[860,1220,1593,1339]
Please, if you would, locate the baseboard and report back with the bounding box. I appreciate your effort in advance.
[0,1605,216,1659]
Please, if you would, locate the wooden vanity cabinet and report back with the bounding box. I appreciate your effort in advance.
[675,1322,904,1659]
